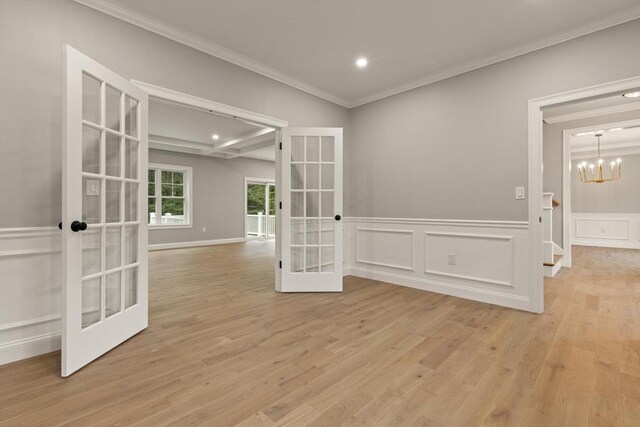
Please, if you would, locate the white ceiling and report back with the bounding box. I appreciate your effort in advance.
[149,99,276,161]
[78,0,640,108]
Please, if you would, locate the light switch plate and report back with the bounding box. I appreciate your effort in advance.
[515,186,525,200]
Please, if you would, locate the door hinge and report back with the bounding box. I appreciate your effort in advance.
[539,216,542,223]
[279,261,282,269]
[279,142,282,150]
[279,201,282,209]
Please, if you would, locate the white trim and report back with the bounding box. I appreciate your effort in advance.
[544,102,640,124]
[74,0,639,109]
[74,1,350,107]
[343,216,528,229]
[0,333,61,366]
[148,237,246,251]
[148,163,193,227]
[528,76,640,314]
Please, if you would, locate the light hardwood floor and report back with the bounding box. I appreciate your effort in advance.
[1,242,639,426]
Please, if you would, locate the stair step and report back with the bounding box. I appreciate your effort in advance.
[543,254,563,267]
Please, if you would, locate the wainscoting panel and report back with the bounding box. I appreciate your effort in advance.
[571,213,640,249]
[344,218,531,312]
[355,228,414,271]
[0,227,62,364]
[424,232,514,287]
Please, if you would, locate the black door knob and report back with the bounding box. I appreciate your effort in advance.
[58,222,62,230]
[335,215,341,221]
[70,221,87,232]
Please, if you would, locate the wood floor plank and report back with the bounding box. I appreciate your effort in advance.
[0,242,637,426]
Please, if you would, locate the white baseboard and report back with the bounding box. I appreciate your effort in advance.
[0,333,60,365]
[347,266,531,311]
[148,237,247,251]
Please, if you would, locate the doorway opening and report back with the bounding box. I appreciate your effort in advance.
[528,76,640,313]
[245,178,276,240]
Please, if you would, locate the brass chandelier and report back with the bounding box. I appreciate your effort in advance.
[576,133,621,184]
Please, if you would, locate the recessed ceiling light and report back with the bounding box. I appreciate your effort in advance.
[622,91,640,98]
[356,57,368,68]
[575,131,595,136]
[608,128,623,132]
[212,134,219,140]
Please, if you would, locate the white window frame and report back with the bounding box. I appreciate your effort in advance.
[148,163,193,229]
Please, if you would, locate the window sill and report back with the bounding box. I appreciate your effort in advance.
[149,224,193,230]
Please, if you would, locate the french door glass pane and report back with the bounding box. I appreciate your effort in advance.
[321,220,334,245]
[82,73,101,125]
[105,272,121,318]
[291,246,304,273]
[82,126,101,174]
[81,277,101,328]
[125,96,138,137]
[321,136,334,162]
[321,191,334,218]
[291,164,304,189]
[306,246,319,272]
[105,85,121,131]
[291,219,304,245]
[307,164,319,189]
[291,192,304,218]
[306,136,320,162]
[306,219,319,244]
[105,180,121,223]
[321,246,334,272]
[125,225,138,264]
[82,177,101,224]
[321,164,334,189]
[124,267,138,308]
[125,140,138,179]
[306,191,319,217]
[105,226,121,270]
[125,183,138,222]
[291,136,304,162]
[82,228,101,277]
[105,134,120,177]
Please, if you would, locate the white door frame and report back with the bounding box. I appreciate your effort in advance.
[561,118,640,268]
[129,80,288,289]
[528,76,640,313]
[244,176,276,240]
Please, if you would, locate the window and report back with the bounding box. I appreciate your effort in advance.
[148,164,192,227]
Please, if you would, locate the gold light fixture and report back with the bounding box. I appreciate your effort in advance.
[576,133,621,184]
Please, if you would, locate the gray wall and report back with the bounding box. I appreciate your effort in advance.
[0,0,349,228]
[348,19,640,220]
[543,109,640,244]
[148,150,274,245]
[571,153,640,214]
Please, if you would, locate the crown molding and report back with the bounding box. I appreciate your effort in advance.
[348,10,640,107]
[73,0,351,108]
[545,102,640,124]
[75,0,639,110]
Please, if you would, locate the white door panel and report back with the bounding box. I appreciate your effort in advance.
[62,45,148,376]
[279,128,343,292]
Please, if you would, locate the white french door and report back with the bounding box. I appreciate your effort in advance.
[279,128,343,292]
[62,46,148,376]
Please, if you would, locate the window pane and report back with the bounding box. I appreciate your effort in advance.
[291,136,304,162]
[105,226,121,270]
[173,184,183,197]
[306,136,320,162]
[321,136,335,162]
[173,172,183,184]
[125,95,138,137]
[105,272,121,318]
[247,184,266,214]
[105,180,121,223]
[82,73,101,125]
[82,125,101,174]
[161,171,172,183]
[125,140,138,179]
[125,182,138,221]
[82,277,101,328]
[82,177,101,224]
[162,198,184,216]
[82,228,101,277]
[105,85,121,132]
[148,183,155,196]
[148,169,155,183]
[148,197,156,224]
[125,225,138,264]
[162,183,172,197]
[125,267,138,308]
[105,134,120,177]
